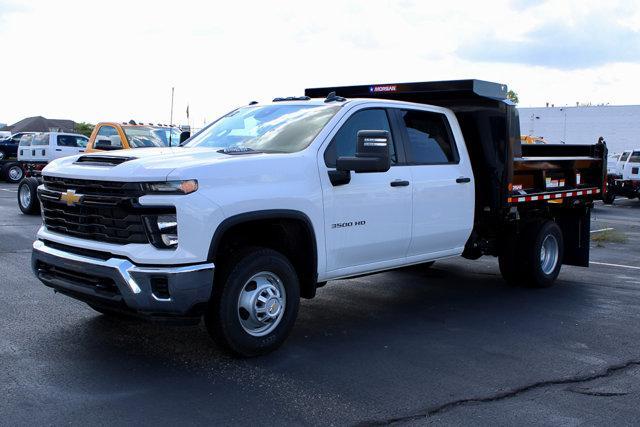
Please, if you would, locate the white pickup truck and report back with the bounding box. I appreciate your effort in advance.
[604,149,640,204]
[31,80,606,356]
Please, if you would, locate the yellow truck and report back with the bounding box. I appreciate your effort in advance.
[86,122,189,152]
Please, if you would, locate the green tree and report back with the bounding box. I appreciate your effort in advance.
[507,90,519,104]
[75,122,94,137]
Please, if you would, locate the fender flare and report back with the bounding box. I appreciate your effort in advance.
[207,209,319,294]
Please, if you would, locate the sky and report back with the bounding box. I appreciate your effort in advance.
[1,0,640,129]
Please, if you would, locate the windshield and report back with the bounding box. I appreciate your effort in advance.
[123,127,182,148]
[186,104,340,153]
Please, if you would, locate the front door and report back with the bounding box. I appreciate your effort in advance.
[319,107,412,275]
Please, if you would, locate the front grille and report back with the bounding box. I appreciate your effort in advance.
[39,177,174,245]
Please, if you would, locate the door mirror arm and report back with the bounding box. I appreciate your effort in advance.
[328,169,351,186]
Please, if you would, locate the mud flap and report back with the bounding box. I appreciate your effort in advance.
[555,206,591,267]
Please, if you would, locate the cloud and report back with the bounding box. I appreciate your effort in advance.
[458,16,640,70]
[510,0,543,11]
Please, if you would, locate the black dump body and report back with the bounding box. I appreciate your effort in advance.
[306,80,607,264]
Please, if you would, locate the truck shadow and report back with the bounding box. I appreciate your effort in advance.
[42,258,596,372]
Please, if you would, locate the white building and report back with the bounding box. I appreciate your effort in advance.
[518,105,640,154]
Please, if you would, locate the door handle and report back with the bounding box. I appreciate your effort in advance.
[390,180,410,187]
[55,148,62,151]
[456,177,471,183]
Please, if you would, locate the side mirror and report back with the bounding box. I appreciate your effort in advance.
[95,139,120,150]
[179,131,191,144]
[336,130,391,173]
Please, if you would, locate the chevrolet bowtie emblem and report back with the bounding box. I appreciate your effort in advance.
[60,189,83,206]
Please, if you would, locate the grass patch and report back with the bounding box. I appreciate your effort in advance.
[591,229,627,245]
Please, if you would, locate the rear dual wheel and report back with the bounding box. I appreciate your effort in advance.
[499,221,564,288]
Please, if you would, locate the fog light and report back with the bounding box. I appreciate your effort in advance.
[143,214,178,249]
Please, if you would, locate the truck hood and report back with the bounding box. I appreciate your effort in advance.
[43,147,234,181]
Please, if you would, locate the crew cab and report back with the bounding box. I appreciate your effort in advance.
[31,80,606,356]
[604,149,640,204]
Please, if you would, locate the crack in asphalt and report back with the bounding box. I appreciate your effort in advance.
[358,359,640,426]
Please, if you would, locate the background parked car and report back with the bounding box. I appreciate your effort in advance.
[17,132,88,214]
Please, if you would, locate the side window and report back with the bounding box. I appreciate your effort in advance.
[95,126,123,149]
[399,109,458,164]
[620,152,630,162]
[324,109,395,168]
[18,135,33,146]
[57,135,79,147]
[31,133,50,146]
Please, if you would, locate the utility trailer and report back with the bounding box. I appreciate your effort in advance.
[306,80,607,285]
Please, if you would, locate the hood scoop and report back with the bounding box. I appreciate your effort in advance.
[74,155,137,166]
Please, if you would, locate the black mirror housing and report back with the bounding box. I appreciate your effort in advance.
[179,131,191,144]
[336,130,391,173]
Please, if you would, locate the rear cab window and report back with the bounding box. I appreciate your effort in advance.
[397,109,458,165]
[630,151,640,163]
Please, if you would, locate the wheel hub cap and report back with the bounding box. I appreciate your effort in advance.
[9,167,22,180]
[19,185,31,207]
[540,234,559,275]
[237,271,286,337]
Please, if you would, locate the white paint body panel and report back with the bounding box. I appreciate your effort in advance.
[37,99,476,281]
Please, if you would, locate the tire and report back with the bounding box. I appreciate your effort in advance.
[205,247,300,357]
[3,163,24,183]
[499,221,564,288]
[603,191,615,205]
[17,177,40,215]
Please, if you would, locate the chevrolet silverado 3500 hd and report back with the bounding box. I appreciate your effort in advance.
[32,80,606,356]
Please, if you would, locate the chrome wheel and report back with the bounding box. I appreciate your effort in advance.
[540,234,559,275]
[19,184,31,208]
[8,166,23,182]
[237,271,286,337]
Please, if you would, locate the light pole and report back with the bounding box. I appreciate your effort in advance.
[170,87,175,126]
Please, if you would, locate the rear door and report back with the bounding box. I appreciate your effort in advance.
[54,134,87,159]
[394,107,475,259]
[29,133,50,162]
[318,106,413,276]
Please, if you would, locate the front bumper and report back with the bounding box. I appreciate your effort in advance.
[32,240,214,321]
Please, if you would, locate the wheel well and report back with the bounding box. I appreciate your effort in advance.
[209,212,318,299]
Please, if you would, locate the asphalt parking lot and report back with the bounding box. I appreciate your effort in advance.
[1,182,639,425]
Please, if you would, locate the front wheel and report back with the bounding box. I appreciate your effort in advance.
[3,163,24,183]
[17,177,40,215]
[205,247,300,357]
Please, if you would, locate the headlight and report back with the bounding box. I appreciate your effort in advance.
[143,214,178,249]
[143,180,198,195]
